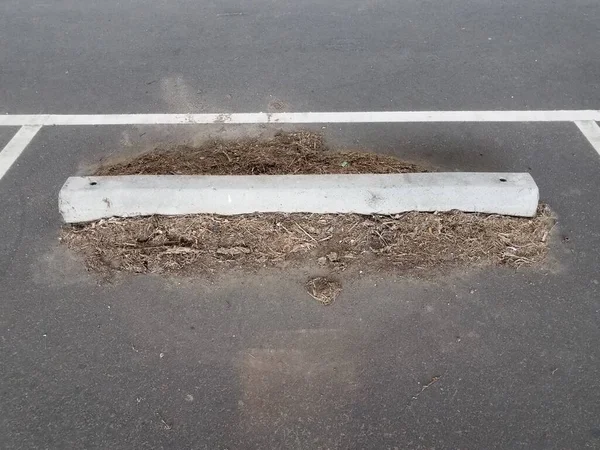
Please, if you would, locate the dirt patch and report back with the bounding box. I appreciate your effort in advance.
[73,131,553,278]
[61,205,554,276]
[306,277,343,305]
[93,131,425,176]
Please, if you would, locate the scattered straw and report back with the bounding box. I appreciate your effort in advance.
[61,205,554,276]
[306,277,343,305]
[94,131,425,176]
[71,132,553,277]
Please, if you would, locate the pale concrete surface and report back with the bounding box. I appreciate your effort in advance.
[59,172,538,222]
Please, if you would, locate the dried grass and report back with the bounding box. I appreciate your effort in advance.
[61,205,554,276]
[306,277,343,305]
[94,131,424,176]
[72,131,554,277]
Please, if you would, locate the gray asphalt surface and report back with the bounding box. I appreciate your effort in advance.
[1,1,600,449]
[1,0,599,113]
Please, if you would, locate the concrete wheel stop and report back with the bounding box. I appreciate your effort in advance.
[59,172,539,223]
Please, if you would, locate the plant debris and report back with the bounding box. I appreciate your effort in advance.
[306,277,343,305]
[93,131,425,176]
[68,132,554,277]
[61,205,554,276]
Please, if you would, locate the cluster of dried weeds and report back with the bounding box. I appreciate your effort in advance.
[68,131,553,279]
[62,206,554,276]
[94,131,424,176]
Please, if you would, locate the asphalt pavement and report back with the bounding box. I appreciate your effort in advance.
[1,1,600,449]
[1,0,599,113]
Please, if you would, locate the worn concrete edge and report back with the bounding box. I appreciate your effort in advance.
[59,173,540,223]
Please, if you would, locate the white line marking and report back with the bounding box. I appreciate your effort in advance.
[1,110,599,126]
[575,121,600,156]
[0,125,42,181]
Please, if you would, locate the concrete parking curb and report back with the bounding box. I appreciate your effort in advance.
[58,173,539,223]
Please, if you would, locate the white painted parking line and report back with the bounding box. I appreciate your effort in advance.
[575,121,600,157]
[0,125,42,181]
[1,112,599,168]
[1,110,600,126]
